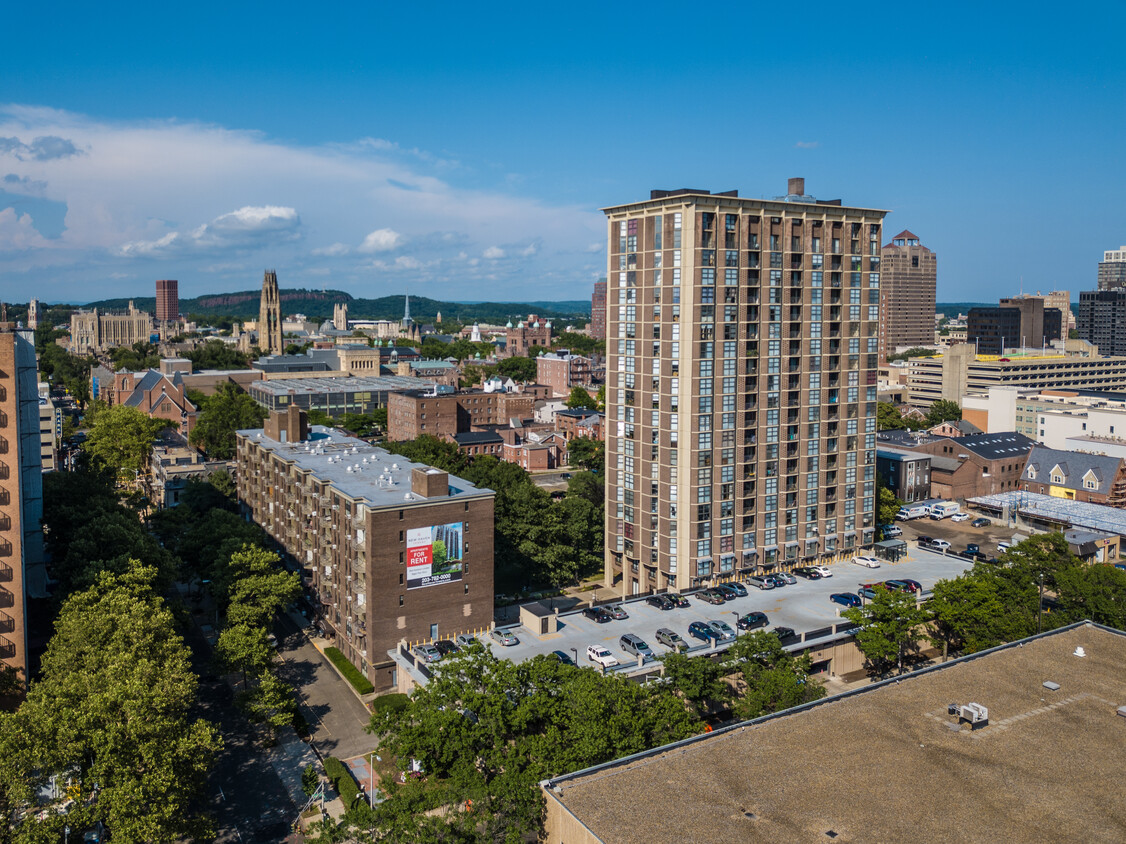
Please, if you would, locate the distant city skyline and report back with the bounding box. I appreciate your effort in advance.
[2,3,1124,303]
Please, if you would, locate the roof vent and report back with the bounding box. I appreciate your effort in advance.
[1074,646,1087,658]
[1043,681,1061,691]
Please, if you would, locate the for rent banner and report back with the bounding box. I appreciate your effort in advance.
[405,522,465,589]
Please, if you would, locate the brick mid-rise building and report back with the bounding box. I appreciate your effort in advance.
[536,351,593,398]
[505,315,553,357]
[387,388,538,441]
[591,279,607,341]
[237,407,495,692]
[879,230,936,360]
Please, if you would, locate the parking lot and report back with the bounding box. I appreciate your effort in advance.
[475,547,974,672]
[894,510,1024,556]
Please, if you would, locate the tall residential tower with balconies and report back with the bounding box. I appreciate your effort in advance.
[878,230,936,360]
[602,179,887,596]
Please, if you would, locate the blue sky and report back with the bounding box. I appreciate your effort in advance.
[2,1,1124,305]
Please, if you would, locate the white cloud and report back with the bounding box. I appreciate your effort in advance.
[586,242,604,253]
[795,141,819,149]
[118,204,300,257]
[0,104,606,300]
[394,255,422,270]
[358,227,402,253]
[0,208,51,250]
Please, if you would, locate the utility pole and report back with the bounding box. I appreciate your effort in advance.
[1037,573,1045,634]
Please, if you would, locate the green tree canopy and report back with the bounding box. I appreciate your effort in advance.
[189,382,267,458]
[566,436,604,473]
[843,586,932,677]
[108,340,161,372]
[877,401,907,431]
[85,403,170,483]
[564,386,598,410]
[185,339,251,370]
[495,355,538,382]
[925,399,962,426]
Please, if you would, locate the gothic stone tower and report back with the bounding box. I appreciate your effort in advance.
[259,270,283,355]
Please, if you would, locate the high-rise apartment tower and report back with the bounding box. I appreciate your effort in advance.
[258,270,283,355]
[603,179,887,596]
[155,279,179,323]
[1098,246,1126,291]
[591,279,607,340]
[878,230,936,360]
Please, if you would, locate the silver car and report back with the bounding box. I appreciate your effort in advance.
[707,620,736,642]
[411,643,441,664]
[747,575,775,590]
[490,627,519,647]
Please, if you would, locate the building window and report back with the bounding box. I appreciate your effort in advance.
[399,595,404,606]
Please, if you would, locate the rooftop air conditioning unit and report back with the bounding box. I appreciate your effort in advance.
[948,701,989,728]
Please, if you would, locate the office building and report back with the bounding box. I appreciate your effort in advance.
[387,386,537,441]
[0,326,44,688]
[878,230,936,360]
[248,375,423,417]
[591,279,607,340]
[258,270,283,355]
[602,179,888,596]
[543,623,1126,844]
[967,297,1063,356]
[155,279,179,323]
[1077,289,1126,357]
[236,407,495,692]
[1098,245,1126,290]
[1009,290,1074,332]
[69,302,153,354]
[37,383,57,472]
[907,345,1126,406]
[875,447,931,503]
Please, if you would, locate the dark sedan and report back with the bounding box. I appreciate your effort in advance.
[971,517,991,528]
[665,593,691,608]
[713,584,740,601]
[773,626,796,641]
[550,650,576,666]
[646,594,675,611]
[723,581,749,597]
[829,592,862,608]
[792,567,822,580]
[688,621,717,641]
[695,589,727,606]
[737,611,769,630]
[582,606,613,623]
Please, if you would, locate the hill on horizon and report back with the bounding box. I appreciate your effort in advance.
[81,290,591,324]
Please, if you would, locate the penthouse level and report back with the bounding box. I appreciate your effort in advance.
[236,407,495,692]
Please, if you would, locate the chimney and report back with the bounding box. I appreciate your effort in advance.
[788,177,805,196]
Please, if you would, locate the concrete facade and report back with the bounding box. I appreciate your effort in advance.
[879,230,936,360]
[69,302,153,354]
[258,270,283,355]
[591,279,607,341]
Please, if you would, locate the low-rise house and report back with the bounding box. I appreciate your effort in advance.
[1020,445,1126,507]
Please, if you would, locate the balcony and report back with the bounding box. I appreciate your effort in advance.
[0,562,10,582]
[0,611,12,633]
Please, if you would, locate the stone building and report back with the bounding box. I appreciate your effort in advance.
[258,270,283,355]
[69,302,153,354]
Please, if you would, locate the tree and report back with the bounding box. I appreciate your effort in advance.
[842,587,931,677]
[185,339,251,370]
[383,434,468,474]
[925,399,962,427]
[5,564,221,842]
[929,567,1036,658]
[216,622,272,687]
[596,383,606,411]
[224,545,301,629]
[495,355,537,382]
[1054,563,1126,628]
[237,670,298,734]
[85,404,170,484]
[876,478,902,530]
[564,386,598,410]
[876,401,907,431]
[566,436,604,473]
[108,340,161,372]
[727,630,825,719]
[660,652,730,715]
[189,382,267,458]
[302,763,320,796]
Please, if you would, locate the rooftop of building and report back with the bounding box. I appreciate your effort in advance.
[875,445,931,462]
[601,180,888,215]
[543,623,1126,844]
[951,431,1036,460]
[969,490,1126,535]
[248,375,423,396]
[1024,445,1124,495]
[237,424,492,508]
[452,431,504,445]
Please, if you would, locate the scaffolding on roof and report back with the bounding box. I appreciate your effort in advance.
[968,491,1126,536]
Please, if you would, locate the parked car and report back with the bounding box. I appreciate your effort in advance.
[851,555,881,568]
[665,592,691,608]
[810,565,833,578]
[696,588,727,605]
[713,584,741,600]
[586,645,618,668]
[606,603,629,620]
[582,606,613,623]
[764,573,788,588]
[928,538,951,551]
[707,620,737,642]
[620,633,655,660]
[455,633,479,648]
[655,627,689,652]
[433,640,460,657]
[901,578,923,593]
[737,611,770,630]
[773,572,797,585]
[412,643,441,663]
[747,575,775,590]
[724,581,749,597]
[857,586,877,600]
[884,579,918,594]
[688,621,717,641]
[971,517,991,528]
[965,543,980,556]
[916,535,934,545]
[830,592,862,608]
[997,540,1012,552]
[793,566,822,579]
[773,626,796,641]
[951,512,971,522]
[646,594,675,610]
[490,628,519,646]
[550,649,576,666]
[882,525,903,538]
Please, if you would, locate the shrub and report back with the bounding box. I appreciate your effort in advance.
[370,693,409,716]
[323,756,361,808]
[323,646,375,695]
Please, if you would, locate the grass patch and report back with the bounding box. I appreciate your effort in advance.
[371,692,409,716]
[323,756,362,808]
[323,646,375,695]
